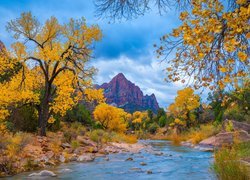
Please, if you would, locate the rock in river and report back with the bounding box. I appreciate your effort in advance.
[77,154,95,162]
[29,170,57,177]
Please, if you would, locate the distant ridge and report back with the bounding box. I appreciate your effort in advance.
[96,73,159,113]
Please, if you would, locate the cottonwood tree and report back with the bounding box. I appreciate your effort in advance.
[93,103,128,133]
[95,0,249,90]
[0,12,102,136]
[157,0,249,90]
[168,87,200,129]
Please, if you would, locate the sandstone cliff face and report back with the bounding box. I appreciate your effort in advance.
[97,73,159,113]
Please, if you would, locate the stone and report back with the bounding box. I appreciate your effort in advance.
[224,120,250,133]
[29,170,57,177]
[45,161,56,166]
[140,162,147,166]
[76,136,97,147]
[147,170,153,174]
[74,147,86,155]
[77,154,95,162]
[199,130,250,148]
[46,151,54,159]
[104,157,109,161]
[126,157,133,161]
[154,152,164,156]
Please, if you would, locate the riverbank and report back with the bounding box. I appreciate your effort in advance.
[0,122,144,177]
[11,140,216,179]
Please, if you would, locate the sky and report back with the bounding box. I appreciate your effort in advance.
[0,0,187,108]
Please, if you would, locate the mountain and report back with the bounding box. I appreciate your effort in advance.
[97,73,159,113]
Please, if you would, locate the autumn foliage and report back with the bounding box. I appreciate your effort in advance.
[156,0,249,90]
[93,103,128,133]
[0,12,102,136]
[168,87,200,130]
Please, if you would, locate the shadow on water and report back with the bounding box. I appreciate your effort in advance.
[9,140,217,180]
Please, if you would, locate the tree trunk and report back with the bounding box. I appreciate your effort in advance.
[38,83,51,136]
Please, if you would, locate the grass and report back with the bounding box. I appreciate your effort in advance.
[88,129,137,144]
[187,124,221,144]
[213,142,250,180]
[158,123,221,145]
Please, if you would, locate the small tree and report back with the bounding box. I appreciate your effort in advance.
[168,87,200,130]
[93,103,128,133]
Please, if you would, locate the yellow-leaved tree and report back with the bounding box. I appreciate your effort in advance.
[93,103,128,133]
[0,12,102,136]
[84,88,106,105]
[168,87,200,131]
[131,111,149,130]
[156,0,249,90]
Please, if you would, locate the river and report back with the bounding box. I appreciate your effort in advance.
[9,140,217,180]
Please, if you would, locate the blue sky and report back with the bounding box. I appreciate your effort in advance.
[0,0,188,108]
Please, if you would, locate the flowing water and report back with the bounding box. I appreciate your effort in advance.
[10,140,217,180]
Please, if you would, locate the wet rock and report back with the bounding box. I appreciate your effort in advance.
[77,154,95,162]
[69,155,78,162]
[147,170,153,174]
[154,152,164,156]
[140,162,147,166]
[126,157,133,161]
[29,170,57,177]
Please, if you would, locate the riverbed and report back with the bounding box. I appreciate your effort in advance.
[9,140,217,180]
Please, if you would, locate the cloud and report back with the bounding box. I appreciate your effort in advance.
[91,55,185,108]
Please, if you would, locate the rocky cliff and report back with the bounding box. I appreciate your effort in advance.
[97,73,159,113]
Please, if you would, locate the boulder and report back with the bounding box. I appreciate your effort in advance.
[199,130,250,148]
[140,162,147,166]
[77,154,95,162]
[76,136,97,147]
[29,170,57,177]
[126,157,133,161]
[224,120,250,133]
[147,170,153,174]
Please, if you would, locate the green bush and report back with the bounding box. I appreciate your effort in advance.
[47,115,61,132]
[64,104,93,125]
[158,116,167,127]
[89,129,110,143]
[7,105,38,132]
[148,123,159,134]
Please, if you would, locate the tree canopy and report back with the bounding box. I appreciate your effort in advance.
[0,12,102,136]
